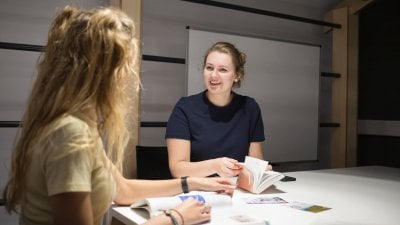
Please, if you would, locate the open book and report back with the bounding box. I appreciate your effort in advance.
[130,192,231,217]
[130,192,268,225]
[237,156,285,194]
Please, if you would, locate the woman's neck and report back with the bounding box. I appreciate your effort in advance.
[206,91,233,107]
[77,105,99,126]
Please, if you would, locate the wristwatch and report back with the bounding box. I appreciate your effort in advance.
[181,176,189,193]
[164,209,179,225]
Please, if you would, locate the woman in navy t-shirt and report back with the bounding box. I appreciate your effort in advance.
[166,41,268,178]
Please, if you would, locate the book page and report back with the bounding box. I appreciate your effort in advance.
[237,156,285,194]
[145,196,183,212]
[256,171,284,194]
[244,156,269,187]
[131,192,232,217]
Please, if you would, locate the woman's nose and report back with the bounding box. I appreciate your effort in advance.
[210,69,217,77]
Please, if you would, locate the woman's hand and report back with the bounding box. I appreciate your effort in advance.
[212,157,243,177]
[188,177,235,195]
[173,198,211,225]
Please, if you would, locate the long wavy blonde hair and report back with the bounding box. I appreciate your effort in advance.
[3,6,140,213]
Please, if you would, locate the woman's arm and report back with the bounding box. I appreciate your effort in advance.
[111,165,223,225]
[51,192,93,225]
[111,163,235,205]
[248,142,264,160]
[166,138,242,178]
[248,142,272,170]
[143,198,211,225]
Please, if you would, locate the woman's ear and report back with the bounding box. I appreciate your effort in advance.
[234,74,239,82]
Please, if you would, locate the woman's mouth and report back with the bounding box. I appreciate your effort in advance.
[210,81,221,86]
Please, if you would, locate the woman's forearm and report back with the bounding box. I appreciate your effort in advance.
[170,159,218,178]
[113,175,235,205]
[113,177,183,205]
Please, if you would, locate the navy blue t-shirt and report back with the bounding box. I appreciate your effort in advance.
[165,91,265,162]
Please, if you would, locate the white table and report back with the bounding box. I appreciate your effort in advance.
[109,166,400,225]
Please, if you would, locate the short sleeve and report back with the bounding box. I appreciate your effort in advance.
[250,99,265,142]
[165,98,191,140]
[42,120,94,196]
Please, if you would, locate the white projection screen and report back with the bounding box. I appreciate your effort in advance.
[186,28,320,163]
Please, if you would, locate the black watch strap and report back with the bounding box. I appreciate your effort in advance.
[181,176,189,193]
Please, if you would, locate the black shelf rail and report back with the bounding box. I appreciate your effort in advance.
[143,55,185,64]
[0,42,43,52]
[140,122,168,127]
[1,121,340,128]
[181,0,341,29]
[0,42,187,65]
[0,121,20,128]
[320,123,340,127]
[0,121,168,128]
[321,72,341,78]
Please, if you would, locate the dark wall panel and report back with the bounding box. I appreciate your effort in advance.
[358,135,400,168]
[358,0,400,120]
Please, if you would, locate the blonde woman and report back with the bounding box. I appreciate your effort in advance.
[3,6,234,225]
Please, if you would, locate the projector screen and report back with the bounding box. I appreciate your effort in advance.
[186,28,320,163]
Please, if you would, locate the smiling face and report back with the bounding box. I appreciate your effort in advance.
[203,51,237,97]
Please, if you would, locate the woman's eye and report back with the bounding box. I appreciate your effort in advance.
[205,66,213,71]
[219,68,227,72]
